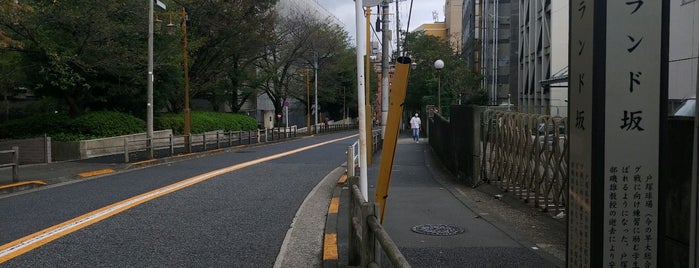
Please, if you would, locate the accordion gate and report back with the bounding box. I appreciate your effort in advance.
[480,109,569,213]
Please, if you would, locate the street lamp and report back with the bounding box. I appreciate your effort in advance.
[434,59,444,112]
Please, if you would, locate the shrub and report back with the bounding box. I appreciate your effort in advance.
[0,114,73,139]
[71,111,145,138]
[155,111,257,134]
[0,111,145,141]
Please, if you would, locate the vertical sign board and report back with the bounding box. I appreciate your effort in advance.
[604,1,663,267]
[569,1,668,267]
[567,0,595,266]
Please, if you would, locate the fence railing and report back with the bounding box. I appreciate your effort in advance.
[0,147,19,183]
[480,109,568,212]
[347,176,411,268]
[124,126,299,163]
[343,129,405,267]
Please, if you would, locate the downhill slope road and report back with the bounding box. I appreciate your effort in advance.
[0,132,357,267]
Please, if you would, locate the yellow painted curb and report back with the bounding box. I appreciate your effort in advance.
[328,197,339,214]
[78,169,115,178]
[131,159,157,166]
[323,233,338,260]
[337,174,348,184]
[0,180,47,190]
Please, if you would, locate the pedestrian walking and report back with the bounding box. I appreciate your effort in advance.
[409,113,421,143]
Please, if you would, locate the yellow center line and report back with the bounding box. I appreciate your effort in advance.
[0,134,357,264]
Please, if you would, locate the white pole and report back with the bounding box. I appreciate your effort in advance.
[355,0,368,201]
[147,0,154,159]
[381,1,390,137]
[314,53,319,127]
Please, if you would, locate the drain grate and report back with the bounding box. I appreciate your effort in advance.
[411,224,465,236]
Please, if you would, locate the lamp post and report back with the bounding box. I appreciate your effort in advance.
[434,59,444,112]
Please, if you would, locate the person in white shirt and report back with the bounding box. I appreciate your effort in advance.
[409,113,421,143]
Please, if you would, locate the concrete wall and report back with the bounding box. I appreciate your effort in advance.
[52,130,173,161]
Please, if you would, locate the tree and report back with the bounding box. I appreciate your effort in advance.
[402,31,482,116]
[257,8,352,126]
[168,0,277,113]
[0,1,147,116]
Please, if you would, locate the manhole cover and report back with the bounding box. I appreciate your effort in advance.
[411,224,465,236]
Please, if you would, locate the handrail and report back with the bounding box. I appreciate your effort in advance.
[347,176,411,268]
[366,216,411,267]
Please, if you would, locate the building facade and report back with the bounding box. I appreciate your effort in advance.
[668,0,698,110]
[517,0,568,115]
[445,0,464,53]
[413,23,447,40]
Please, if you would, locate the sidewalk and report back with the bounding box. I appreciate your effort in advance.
[336,133,566,267]
[0,150,220,194]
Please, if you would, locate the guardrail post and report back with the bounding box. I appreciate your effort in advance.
[347,145,355,177]
[365,203,379,266]
[202,133,207,151]
[169,134,174,156]
[348,176,361,266]
[216,131,220,149]
[228,130,232,147]
[124,139,129,163]
[11,146,19,183]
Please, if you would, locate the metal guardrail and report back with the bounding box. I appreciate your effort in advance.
[347,176,411,268]
[0,146,19,183]
[124,127,299,163]
[480,109,568,212]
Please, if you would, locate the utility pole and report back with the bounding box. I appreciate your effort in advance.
[147,0,154,159]
[381,1,390,137]
[395,0,400,57]
[354,0,368,201]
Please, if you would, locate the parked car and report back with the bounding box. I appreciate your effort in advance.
[532,122,566,150]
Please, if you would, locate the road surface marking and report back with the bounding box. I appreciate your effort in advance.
[0,134,356,264]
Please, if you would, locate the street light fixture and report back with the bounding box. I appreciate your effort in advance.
[434,59,444,112]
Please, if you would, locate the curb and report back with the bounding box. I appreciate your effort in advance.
[0,180,47,194]
[322,173,347,268]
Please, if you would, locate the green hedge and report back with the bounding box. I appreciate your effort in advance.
[0,111,145,141]
[1,111,257,141]
[154,111,257,135]
[0,114,73,139]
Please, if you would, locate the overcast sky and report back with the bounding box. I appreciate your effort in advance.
[316,0,445,46]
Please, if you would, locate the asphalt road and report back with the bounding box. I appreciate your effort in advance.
[0,132,357,267]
